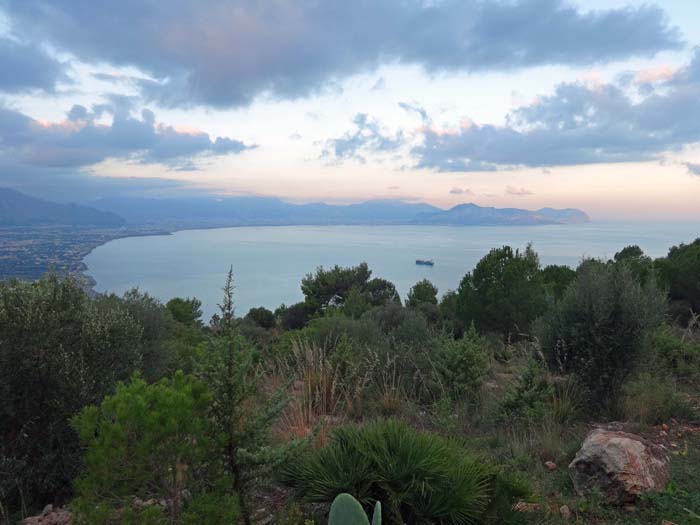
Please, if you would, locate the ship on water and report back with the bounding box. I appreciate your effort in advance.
[415,259,434,266]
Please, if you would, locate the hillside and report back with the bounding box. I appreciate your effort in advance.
[90,195,588,227]
[0,188,125,227]
[414,203,590,225]
[89,196,441,227]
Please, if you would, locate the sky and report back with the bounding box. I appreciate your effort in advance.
[0,0,699,220]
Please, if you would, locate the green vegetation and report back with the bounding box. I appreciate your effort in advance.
[2,239,700,524]
[328,493,380,525]
[71,372,239,524]
[536,260,666,408]
[280,420,526,525]
[456,245,546,337]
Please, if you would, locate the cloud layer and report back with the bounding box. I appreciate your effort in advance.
[414,51,700,171]
[322,113,403,163]
[0,103,253,170]
[1,0,683,108]
[0,37,67,93]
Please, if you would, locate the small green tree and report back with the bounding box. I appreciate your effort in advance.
[342,286,371,319]
[612,245,654,284]
[541,264,576,301]
[435,324,488,401]
[195,268,287,525]
[406,279,438,307]
[244,306,276,329]
[167,297,204,327]
[301,263,400,313]
[456,245,546,337]
[656,238,700,315]
[276,302,311,330]
[71,372,239,524]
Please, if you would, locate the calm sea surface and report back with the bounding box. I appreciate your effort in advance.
[84,223,700,319]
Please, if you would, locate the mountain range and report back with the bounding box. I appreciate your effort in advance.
[0,188,125,227]
[0,188,590,228]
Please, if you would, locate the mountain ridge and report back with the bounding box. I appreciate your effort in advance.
[0,188,126,227]
[1,188,590,228]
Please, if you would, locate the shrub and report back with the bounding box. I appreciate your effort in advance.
[0,275,144,515]
[166,297,204,327]
[613,245,653,283]
[245,306,276,329]
[279,419,528,525]
[434,324,488,401]
[301,264,399,314]
[499,361,555,426]
[621,373,694,425]
[535,260,666,409]
[643,327,700,381]
[406,279,438,307]
[656,238,700,316]
[99,289,177,380]
[71,372,238,524]
[278,302,312,330]
[541,264,576,301]
[366,303,431,347]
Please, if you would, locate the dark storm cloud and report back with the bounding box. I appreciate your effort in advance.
[413,51,700,171]
[0,0,683,108]
[0,103,254,170]
[0,37,67,93]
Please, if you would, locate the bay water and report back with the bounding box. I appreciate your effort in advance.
[84,223,700,320]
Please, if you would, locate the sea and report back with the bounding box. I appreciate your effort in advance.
[83,222,700,320]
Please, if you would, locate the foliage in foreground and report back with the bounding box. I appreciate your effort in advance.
[0,276,145,513]
[279,419,528,525]
[536,260,667,408]
[71,372,239,524]
[329,493,381,525]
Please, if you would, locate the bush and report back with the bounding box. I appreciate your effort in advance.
[0,275,144,515]
[499,361,555,426]
[621,373,694,425]
[71,372,238,524]
[656,238,700,316]
[277,302,312,330]
[279,419,528,525]
[366,303,431,347]
[245,306,276,329]
[541,264,576,301]
[406,279,438,307]
[301,264,399,314]
[643,327,700,381]
[535,260,666,409]
[99,289,177,380]
[434,324,488,401]
[166,297,204,327]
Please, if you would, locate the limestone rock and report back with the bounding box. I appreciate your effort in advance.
[569,429,670,503]
[21,505,72,525]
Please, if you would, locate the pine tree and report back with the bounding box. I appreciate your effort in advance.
[196,267,287,525]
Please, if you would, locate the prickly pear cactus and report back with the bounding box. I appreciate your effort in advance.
[371,501,381,525]
[328,493,369,525]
